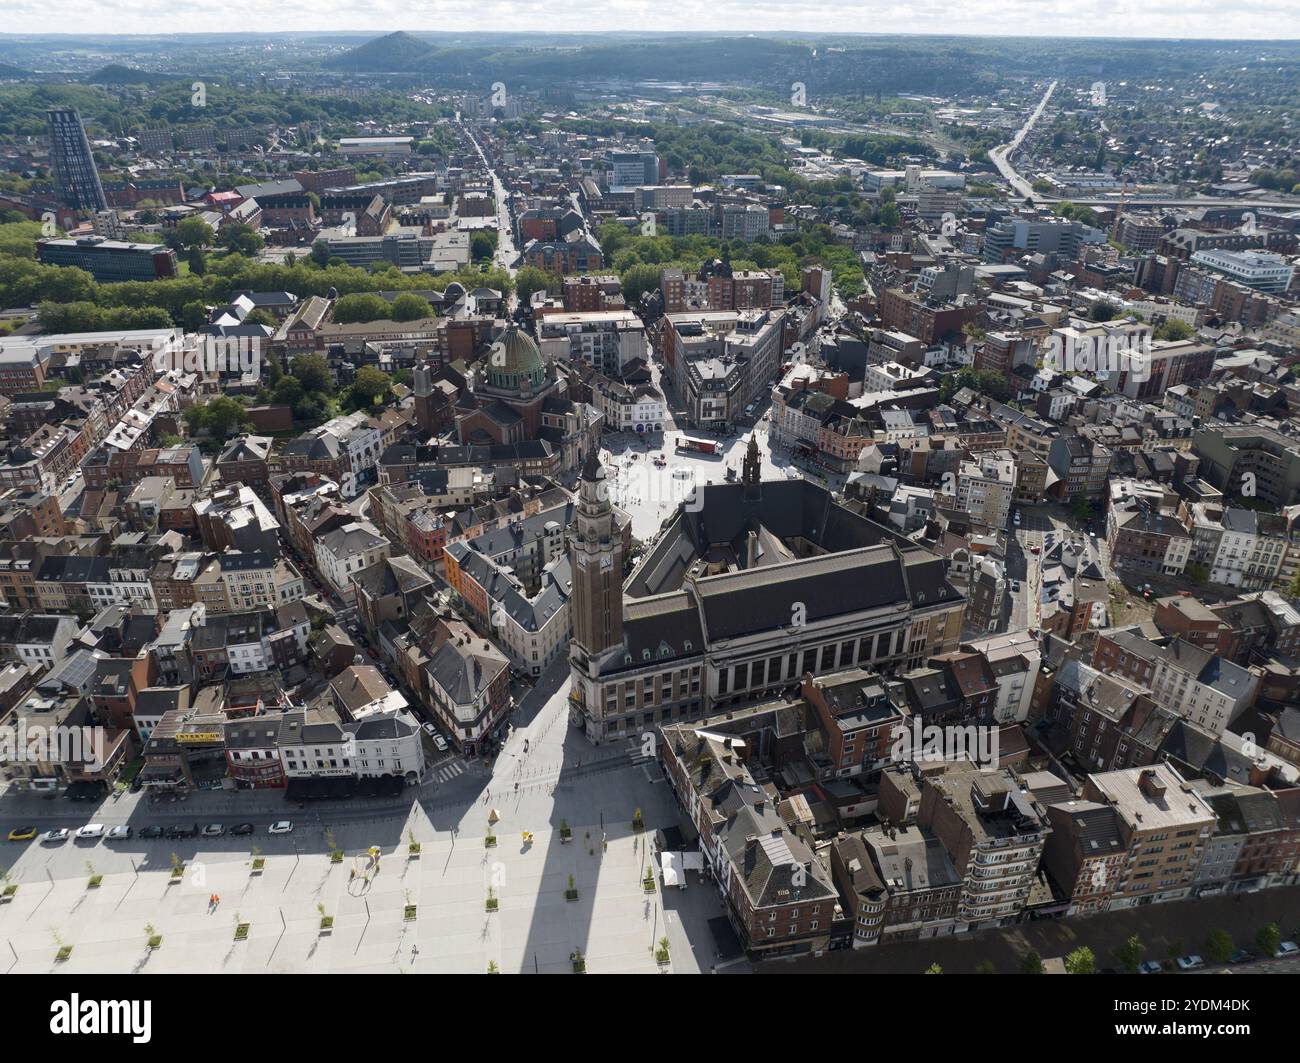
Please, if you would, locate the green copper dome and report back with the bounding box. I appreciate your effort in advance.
[486,324,545,391]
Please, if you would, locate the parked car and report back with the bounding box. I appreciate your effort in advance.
[7,826,36,842]
[433,734,448,752]
[39,828,69,844]
[422,722,437,739]
[1011,580,1021,592]
[138,825,166,839]
[1229,949,1255,964]
[106,825,133,841]
[201,823,225,837]
[74,823,105,840]
[166,823,199,839]
[1275,941,1299,958]
[230,823,254,836]
[1175,954,1205,970]
[1137,961,1163,974]
[268,821,294,835]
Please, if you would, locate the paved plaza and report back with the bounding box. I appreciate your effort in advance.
[1,816,672,974]
[0,657,727,974]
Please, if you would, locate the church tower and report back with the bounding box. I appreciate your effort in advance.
[570,451,624,657]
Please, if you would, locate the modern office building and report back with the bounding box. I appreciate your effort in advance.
[48,106,107,213]
[37,236,178,283]
[1189,249,1295,294]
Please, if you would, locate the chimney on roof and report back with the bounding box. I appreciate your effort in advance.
[1138,769,1165,799]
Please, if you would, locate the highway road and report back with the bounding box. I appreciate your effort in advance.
[989,79,1057,199]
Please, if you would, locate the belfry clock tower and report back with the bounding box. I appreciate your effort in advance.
[570,451,624,657]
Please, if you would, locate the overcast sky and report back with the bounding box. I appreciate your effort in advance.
[1,1,1296,41]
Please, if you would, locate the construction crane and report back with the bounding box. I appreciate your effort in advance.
[1110,175,1129,244]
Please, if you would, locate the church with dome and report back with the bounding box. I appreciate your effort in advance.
[453,323,602,473]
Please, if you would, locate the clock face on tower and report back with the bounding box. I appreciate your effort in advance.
[600,554,612,571]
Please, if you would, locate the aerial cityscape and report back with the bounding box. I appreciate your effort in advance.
[0,22,1299,998]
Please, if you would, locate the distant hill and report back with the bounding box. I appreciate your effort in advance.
[325,31,436,71]
[0,62,30,79]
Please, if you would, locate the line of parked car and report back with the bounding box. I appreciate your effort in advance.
[8,821,295,844]
[1137,940,1300,973]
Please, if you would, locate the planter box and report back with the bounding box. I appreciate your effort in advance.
[408,845,421,857]
[234,924,250,941]
[404,905,417,922]
[147,937,162,950]
[565,889,578,902]
[87,876,102,889]
[485,837,497,849]
[319,918,333,933]
[485,899,498,912]
[55,947,72,962]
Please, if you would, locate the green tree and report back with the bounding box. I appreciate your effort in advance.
[1019,951,1044,975]
[1256,922,1282,958]
[1113,934,1144,973]
[924,962,943,974]
[331,292,391,324]
[515,266,557,303]
[388,293,433,321]
[183,395,249,445]
[220,223,264,256]
[349,366,391,407]
[1204,929,1234,965]
[175,216,215,249]
[1153,318,1193,341]
[1064,947,1096,975]
[470,231,498,262]
[291,354,333,396]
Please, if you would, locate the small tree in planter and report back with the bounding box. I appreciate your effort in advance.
[487,960,500,974]
[485,828,497,849]
[486,886,498,912]
[169,852,184,881]
[655,936,671,965]
[2,867,16,900]
[570,947,586,974]
[52,929,72,962]
[404,889,417,922]
[318,902,333,932]
[632,808,645,832]
[233,914,250,941]
[407,830,421,857]
[559,820,572,842]
[251,845,265,873]
[325,827,343,863]
[565,874,578,902]
[643,867,656,893]
[86,861,102,889]
[145,923,162,949]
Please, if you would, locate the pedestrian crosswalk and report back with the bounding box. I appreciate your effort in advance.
[428,759,466,785]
